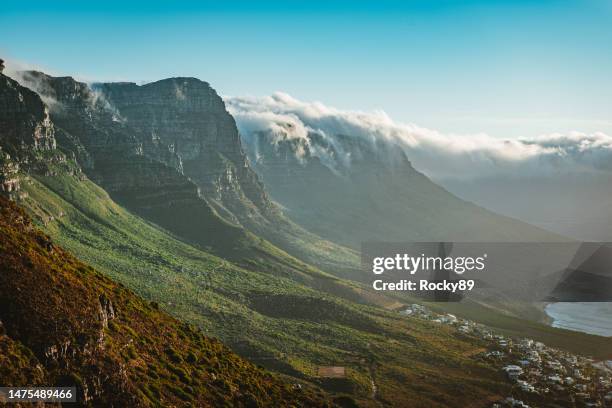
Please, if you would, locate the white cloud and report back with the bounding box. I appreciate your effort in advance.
[3,58,62,78]
[3,59,122,121]
[3,58,65,110]
[226,92,612,180]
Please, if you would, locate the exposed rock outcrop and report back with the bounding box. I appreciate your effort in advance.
[0,72,71,199]
[0,149,20,194]
[98,294,115,330]
[0,73,56,155]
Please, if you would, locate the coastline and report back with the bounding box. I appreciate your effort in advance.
[535,301,554,326]
[544,302,612,338]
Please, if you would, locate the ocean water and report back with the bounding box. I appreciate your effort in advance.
[545,302,612,337]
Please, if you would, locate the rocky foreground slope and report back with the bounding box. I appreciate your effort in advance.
[0,196,330,407]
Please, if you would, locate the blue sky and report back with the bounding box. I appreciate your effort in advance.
[2,0,611,137]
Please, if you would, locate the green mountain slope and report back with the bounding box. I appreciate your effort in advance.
[0,196,330,407]
[4,64,610,408]
[17,172,517,407]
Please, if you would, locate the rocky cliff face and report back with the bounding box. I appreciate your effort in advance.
[95,78,272,218]
[6,72,263,259]
[7,70,353,273]
[92,79,356,271]
[18,71,142,173]
[17,73,210,204]
[0,72,73,199]
[18,72,266,213]
[0,73,56,154]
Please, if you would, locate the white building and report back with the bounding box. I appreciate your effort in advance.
[503,365,523,380]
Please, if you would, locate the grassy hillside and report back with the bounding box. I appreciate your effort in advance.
[18,173,517,407]
[0,196,330,407]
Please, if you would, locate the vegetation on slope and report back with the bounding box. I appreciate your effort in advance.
[3,62,609,408]
[0,196,331,407]
[13,173,524,407]
[5,171,608,407]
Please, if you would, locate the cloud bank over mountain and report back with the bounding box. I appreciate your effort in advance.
[226,92,612,181]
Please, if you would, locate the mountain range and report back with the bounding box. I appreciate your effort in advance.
[1,62,610,407]
[235,120,563,250]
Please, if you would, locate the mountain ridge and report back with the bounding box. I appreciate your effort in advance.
[4,66,609,408]
[15,70,359,277]
[238,126,566,248]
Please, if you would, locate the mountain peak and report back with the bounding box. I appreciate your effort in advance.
[146,76,211,87]
[97,76,213,96]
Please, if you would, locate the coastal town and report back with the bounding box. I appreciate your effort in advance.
[399,304,612,407]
